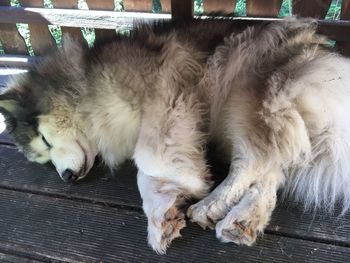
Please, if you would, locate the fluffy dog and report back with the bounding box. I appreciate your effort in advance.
[1,18,350,254]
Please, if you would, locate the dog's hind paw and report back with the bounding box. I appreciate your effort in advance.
[148,207,186,254]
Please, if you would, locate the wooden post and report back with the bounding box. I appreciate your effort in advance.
[171,0,193,19]
[336,0,350,56]
[0,0,28,54]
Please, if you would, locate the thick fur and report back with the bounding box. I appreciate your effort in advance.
[1,18,350,253]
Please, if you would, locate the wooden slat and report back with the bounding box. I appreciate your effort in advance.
[293,0,333,18]
[19,0,56,55]
[203,0,236,14]
[0,145,350,246]
[124,0,152,11]
[0,188,350,262]
[86,0,116,43]
[171,0,193,19]
[336,0,350,56]
[0,252,44,263]
[53,0,87,48]
[161,0,171,13]
[0,0,27,55]
[0,7,171,29]
[246,0,283,17]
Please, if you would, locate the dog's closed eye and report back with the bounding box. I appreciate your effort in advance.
[41,134,52,148]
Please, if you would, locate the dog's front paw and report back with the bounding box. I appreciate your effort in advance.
[215,185,276,246]
[147,207,186,254]
[187,198,227,230]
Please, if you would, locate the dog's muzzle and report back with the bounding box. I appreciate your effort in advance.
[61,169,78,183]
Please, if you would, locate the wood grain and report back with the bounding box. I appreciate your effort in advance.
[124,0,152,11]
[0,187,349,262]
[0,0,27,54]
[336,0,350,56]
[19,0,56,55]
[246,0,283,17]
[86,0,116,43]
[161,0,171,13]
[292,0,333,18]
[53,0,87,48]
[203,0,236,14]
[0,145,349,246]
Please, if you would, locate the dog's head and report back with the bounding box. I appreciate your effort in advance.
[0,39,98,182]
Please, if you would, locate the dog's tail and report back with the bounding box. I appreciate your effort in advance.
[284,132,350,215]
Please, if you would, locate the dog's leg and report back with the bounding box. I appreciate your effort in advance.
[134,96,211,254]
[215,167,281,245]
[188,160,283,245]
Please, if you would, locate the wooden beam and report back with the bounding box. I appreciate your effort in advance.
[0,7,171,29]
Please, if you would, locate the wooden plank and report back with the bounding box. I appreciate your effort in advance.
[124,0,152,11]
[0,7,171,29]
[0,8,349,42]
[0,252,44,263]
[161,0,171,13]
[86,0,116,43]
[293,0,333,18]
[19,0,57,55]
[171,0,193,19]
[0,0,28,55]
[246,0,283,17]
[53,0,87,48]
[0,145,350,246]
[203,0,236,14]
[0,54,39,67]
[336,0,350,56]
[0,188,349,262]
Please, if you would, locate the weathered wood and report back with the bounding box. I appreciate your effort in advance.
[246,0,283,17]
[0,188,350,262]
[86,0,116,43]
[124,0,152,11]
[0,54,38,67]
[0,145,350,246]
[0,0,27,55]
[1,9,349,42]
[293,0,333,18]
[19,0,57,55]
[336,0,350,56]
[53,0,87,48]
[0,7,171,29]
[161,0,171,13]
[171,0,193,19]
[203,0,236,14]
[0,252,44,263]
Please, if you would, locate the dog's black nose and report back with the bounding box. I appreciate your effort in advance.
[61,169,76,183]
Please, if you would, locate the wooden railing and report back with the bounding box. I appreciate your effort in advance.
[0,0,350,67]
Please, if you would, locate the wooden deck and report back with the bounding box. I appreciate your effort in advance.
[0,73,350,262]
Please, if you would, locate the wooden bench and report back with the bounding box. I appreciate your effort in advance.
[1,0,350,262]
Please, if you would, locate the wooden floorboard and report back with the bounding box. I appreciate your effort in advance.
[0,188,349,263]
[0,145,350,249]
[0,252,45,263]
